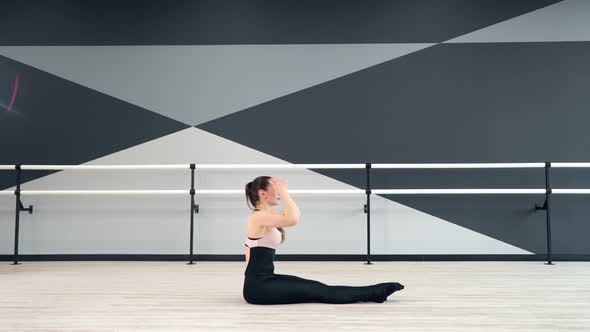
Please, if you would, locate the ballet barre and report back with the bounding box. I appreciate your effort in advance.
[2,162,590,265]
[5,188,590,195]
[2,162,589,170]
[0,188,561,195]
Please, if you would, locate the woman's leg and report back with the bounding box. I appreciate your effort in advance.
[244,273,401,305]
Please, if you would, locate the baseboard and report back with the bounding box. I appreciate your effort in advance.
[1,254,589,262]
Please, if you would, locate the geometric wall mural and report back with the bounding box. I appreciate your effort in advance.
[2,0,589,257]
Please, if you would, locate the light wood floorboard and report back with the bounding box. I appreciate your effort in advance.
[1,261,589,331]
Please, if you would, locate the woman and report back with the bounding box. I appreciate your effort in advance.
[243,176,404,305]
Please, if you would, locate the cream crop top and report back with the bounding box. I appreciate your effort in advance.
[245,209,282,249]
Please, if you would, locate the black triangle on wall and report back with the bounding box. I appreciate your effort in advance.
[0,55,189,190]
[198,41,590,254]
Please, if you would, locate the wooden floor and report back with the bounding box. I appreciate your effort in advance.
[1,261,589,331]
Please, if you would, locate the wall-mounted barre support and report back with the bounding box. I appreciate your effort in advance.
[12,165,33,265]
[188,163,197,265]
[534,162,553,265]
[364,163,372,265]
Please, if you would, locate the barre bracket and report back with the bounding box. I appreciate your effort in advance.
[15,191,33,214]
[535,188,551,213]
[535,200,547,213]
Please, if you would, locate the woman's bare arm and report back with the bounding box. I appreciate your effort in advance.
[278,189,300,224]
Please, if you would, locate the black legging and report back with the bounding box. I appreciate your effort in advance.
[243,247,401,305]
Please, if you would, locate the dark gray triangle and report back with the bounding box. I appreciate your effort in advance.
[198,42,590,254]
[0,55,188,190]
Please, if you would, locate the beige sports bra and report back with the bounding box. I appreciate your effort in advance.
[245,209,282,249]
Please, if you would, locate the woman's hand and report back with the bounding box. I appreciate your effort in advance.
[270,177,288,192]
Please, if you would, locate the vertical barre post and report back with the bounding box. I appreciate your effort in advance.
[12,164,21,265]
[364,162,372,265]
[544,162,553,265]
[188,164,196,265]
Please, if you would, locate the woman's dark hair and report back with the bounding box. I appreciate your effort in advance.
[245,176,285,243]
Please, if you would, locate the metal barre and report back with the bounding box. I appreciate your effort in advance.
[372,163,546,169]
[5,162,590,266]
[2,162,590,170]
[0,189,554,195]
[1,163,520,170]
[6,189,590,195]
[0,164,364,170]
[6,164,190,170]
